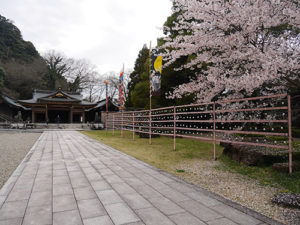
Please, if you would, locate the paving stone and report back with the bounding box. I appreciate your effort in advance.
[0,217,23,225]
[78,162,92,169]
[53,163,66,170]
[14,178,35,190]
[124,177,145,187]
[148,180,170,191]
[148,196,185,215]
[53,209,83,225]
[105,202,140,225]
[74,186,97,200]
[159,188,190,203]
[108,165,123,171]
[70,177,90,188]
[96,189,123,205]
[0,200,27,220]
[211,204,261,225]
[166,181,196,193]
[134,185,163,199]
[77,198,107,219]
[122,193,152,210]
[178,200,223,222]
[91,180,111,191]
[111,182,136,195]
[53,194,77,212]
[138,174,161,185]
[53,169,68,177]
[125,222,145,225]
[6,186,31,202]
[35,174,52,182]
[67,165,81,172]
[32,179,52,193]
[28,191,52,207]
[136,207,175,225]
[207,217,238,225]
[186,191,221,207]
[169,212,206,225]
[103,174,124,184]
[83,215,113,225]
[114,171,134,178]
[37,169,52,176]
[150,173,173,183]
[53,175,70,185]
[82,167,97,174]
[85,172,102,181]
[99,168,114,176]
[93,163,106,170]
[69,171,85,179]
[53,183,73,196]
[0,196,6,208]
[23,204,52,225]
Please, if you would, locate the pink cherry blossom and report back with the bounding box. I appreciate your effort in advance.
[162,0,300,103]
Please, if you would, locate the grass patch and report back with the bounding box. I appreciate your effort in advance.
[81,130,223,173]
[218,155,300,193]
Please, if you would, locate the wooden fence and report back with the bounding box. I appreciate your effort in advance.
[106,94,293,173]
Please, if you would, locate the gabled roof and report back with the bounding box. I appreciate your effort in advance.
[18,89,96,106]
[86,98,119,111]
[0,94,29,110]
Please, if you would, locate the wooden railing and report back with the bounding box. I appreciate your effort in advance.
[106,94,293,173]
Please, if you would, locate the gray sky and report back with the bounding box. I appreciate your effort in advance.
[1,0,172,74]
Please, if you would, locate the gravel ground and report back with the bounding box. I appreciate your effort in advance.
[0,131,41,189]
[172,159,300,225]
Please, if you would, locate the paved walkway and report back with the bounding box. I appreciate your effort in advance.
[0,131,277,225]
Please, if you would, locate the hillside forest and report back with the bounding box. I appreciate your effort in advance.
[0,15,119,102]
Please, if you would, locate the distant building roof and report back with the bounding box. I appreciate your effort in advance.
[0,94,29,110]
[86,98,119,112]
[18,89,96,107]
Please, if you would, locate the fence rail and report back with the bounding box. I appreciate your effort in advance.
[106,94,293,173]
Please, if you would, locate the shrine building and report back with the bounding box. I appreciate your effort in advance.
[17,89,96,123]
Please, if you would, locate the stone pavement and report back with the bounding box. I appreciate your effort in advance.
[0,131,280,225]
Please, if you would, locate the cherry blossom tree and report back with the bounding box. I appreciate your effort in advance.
[162,0,300,102]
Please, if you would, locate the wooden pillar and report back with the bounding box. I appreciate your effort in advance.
[31,110,35,123]
[45,104,48,123]
[70,106,73,123]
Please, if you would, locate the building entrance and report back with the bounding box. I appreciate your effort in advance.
[48,110,69,123]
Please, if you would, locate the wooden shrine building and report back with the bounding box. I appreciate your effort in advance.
[18,89,97,123]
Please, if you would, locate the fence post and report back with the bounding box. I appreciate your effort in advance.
[288,95,293,174]
[149,109,152,145]
[121,111,124,137]
[113,114,115,134]
[106,112,108,134]
[173,106,176,150]
[133,112,135,141]
[213,102,216,160]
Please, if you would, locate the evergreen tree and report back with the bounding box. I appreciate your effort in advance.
[0,67,5,91]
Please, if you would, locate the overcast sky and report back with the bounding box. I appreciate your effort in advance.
[1,0,172,74]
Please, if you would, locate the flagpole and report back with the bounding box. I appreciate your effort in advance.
[149,41,152,145]
[105,80,108,133]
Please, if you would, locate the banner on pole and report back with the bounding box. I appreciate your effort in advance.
[151,49,162,96]
[119,70,124,111]
[105,80,108,113]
